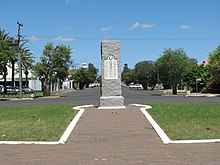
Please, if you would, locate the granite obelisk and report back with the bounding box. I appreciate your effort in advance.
[99,40,125,109]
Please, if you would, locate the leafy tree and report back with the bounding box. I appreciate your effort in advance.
[97,75,102,84]
[88,63,98,83]
[34,43,72,96]
[155,48,192,94]
[121,64,134,85]
[133,61,156,90]
[122,69,134,85]
[185,64,211,92]
[72,68,93,89]
[72,63,98,89]
[205,44,220,93]
[208,45,220,82]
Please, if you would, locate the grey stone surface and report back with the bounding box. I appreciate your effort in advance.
[99,96,124,107]
[99,40,124,108]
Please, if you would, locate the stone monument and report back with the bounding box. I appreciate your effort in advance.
[99,40,125,109]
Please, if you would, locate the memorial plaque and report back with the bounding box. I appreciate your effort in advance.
[104,55,118,79]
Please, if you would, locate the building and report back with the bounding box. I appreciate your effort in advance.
[0,63,42,91]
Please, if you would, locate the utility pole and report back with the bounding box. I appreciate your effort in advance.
[17,21,23,99]
[157,71,160,85]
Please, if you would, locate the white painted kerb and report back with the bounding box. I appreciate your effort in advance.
[0,105,93,145]
[59,105,94,144]
[131,104,171,144]
[132,104,220,144]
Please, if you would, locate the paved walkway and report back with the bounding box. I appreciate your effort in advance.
[0,105,220,164]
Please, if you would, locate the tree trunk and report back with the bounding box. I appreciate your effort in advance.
[172,84,177,95]
[142,83,148,90]
[25,70,29,87]
[11,60,15,86]
[79,82,84,90]
[42,79,51,96]
[3,67,7,96]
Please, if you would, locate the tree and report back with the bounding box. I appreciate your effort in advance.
[0,29,11,94]
[34,43,72,96]
[7,37,18,86]
[20,47,34,86]
[88,63,98,83]
[121,64,134,85]
[185,64,211,92]
[72,63,98,89]
[208,45,220,82]
[72,68,93,89]
[155,48,192,94]
[133,61,156,90]
[205,44,220,93]
[122,69,134,85]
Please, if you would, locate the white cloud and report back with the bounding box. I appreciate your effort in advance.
[179,25,193,29]
[101,26,112,32]
[64,0,81,4]
[26,36,46,41]
[54,36,75,42]
[129,22,155,30]
[65,0,70,4]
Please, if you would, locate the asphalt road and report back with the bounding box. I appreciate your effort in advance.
[0,87,219,107]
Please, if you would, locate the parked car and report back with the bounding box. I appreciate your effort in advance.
[0,85,4,94]
[22,86,34,94]
[89,83,95,88]
[153,84,164,90]
[129,83,143,90]
[14,86,21,93]
[5,86,18,94]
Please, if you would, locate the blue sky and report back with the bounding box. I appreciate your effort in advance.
[1,0,220,71]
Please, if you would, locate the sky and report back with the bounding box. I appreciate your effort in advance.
[1,0,220,72]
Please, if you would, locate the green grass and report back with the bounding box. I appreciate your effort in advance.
[0,92,43,98]
[147,103,220,140]
[0,104,78,141]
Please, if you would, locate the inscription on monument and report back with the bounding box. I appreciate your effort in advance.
[104,55,118,79]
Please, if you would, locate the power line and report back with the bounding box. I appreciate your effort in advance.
[74,36,220,41]
[28,41,43,53]
[25,35,220,41]
[27,41,43,57]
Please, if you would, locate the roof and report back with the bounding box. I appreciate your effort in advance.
[68,69,78,75]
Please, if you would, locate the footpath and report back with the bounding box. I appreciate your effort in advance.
[0,105,220,164]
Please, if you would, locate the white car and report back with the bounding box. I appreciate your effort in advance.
[129,83,143,90]
[89,83,95,88]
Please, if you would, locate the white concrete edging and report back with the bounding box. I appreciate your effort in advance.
[132,104,220,144]
[0,105,93,145]
[59,104,94,144]
[131,104,171,144]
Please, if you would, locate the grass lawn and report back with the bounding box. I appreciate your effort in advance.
[0,92,43,99]
[0,104,78,141]
[147,103,220,140]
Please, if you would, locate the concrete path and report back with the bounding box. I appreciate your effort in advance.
[0,105,220,164]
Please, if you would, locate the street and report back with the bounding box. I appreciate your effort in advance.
[0,87,219,107]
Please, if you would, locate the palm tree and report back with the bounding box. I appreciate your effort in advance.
[20,47,34,86]
[8,37,18,86]
[0,29,11,95]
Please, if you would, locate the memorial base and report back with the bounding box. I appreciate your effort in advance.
[98,96,125,109]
